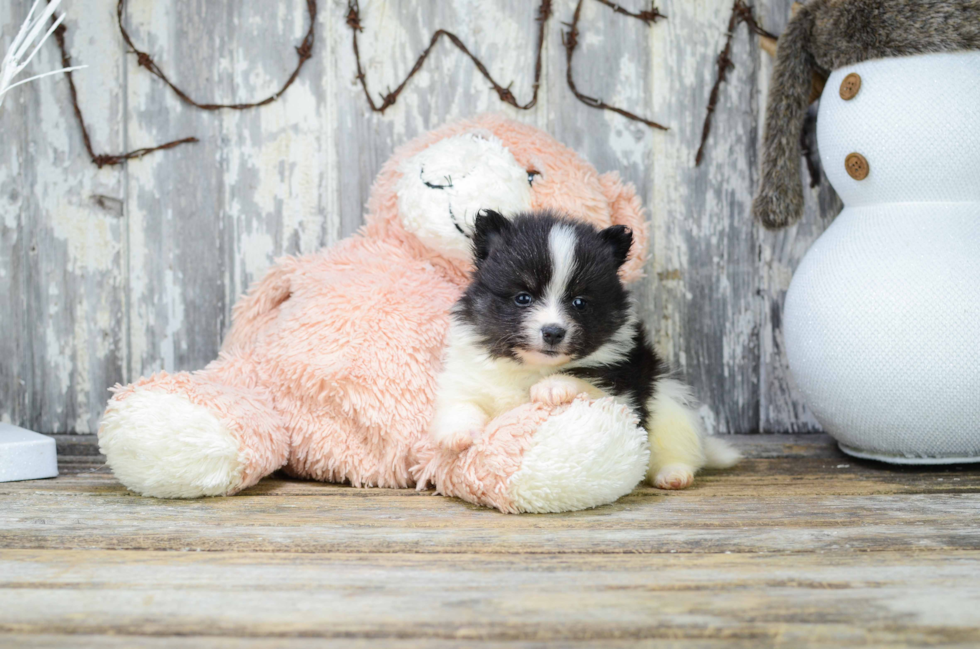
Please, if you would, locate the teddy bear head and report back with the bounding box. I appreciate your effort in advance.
[363,114,649,283]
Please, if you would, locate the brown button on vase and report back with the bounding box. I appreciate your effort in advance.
[840,73,861,100]
[845,152,869,180]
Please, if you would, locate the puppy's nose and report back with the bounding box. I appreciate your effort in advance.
[541,325,566,346]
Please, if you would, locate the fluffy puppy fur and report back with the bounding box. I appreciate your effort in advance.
[429,211,740,490]
[754,0,980,229]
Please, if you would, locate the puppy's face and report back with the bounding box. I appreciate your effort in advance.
[457,211,633,367]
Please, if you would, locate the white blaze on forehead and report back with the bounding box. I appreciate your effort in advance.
[524,224,578,349]
[547,224,578,300]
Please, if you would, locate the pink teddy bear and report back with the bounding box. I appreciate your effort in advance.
[98,115,653,513]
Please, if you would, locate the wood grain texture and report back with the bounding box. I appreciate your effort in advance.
[649,0,761,434]
[3,549,980,644]
[6,490,980,554]
[11,639,901,649]
[0,0,127,434]
[755,0,840,432]
[1,0,840,434]
[2,638,825,649]
[3,436,980,556]
[2,436,980,646]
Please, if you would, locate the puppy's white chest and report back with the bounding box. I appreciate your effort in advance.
[471,363,546,417]
[439,327,554,418]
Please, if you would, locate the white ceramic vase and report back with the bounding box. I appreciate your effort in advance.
[783,51,980,463]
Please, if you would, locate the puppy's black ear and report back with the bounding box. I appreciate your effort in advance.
[473,209,511,263]
[599,225,633,268]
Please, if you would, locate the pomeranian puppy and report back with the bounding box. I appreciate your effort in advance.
[429,210,740,489]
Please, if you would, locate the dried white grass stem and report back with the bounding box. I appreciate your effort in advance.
[0,0,86,110]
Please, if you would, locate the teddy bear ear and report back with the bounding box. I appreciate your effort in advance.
[598,172,649,283]
[473,209,511,263]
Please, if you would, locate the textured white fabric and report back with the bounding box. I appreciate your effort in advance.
[786,52,980,461]
[785,204,980,460]
[817,52,980,206]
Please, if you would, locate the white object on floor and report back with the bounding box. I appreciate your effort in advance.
[0,424,58,482]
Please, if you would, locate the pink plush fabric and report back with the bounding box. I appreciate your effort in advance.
[413,401,554,513]
[100,114,649,509]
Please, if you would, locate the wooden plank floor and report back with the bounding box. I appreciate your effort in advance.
[2,435,980,648]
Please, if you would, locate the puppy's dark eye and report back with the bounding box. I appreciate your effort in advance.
[527,170,540,186]
[572,297,588,311]
[514,293,533,307]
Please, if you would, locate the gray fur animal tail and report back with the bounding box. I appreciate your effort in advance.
[753,4,816,229]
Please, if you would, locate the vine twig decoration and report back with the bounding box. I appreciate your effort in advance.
[51,19,197,168]
[48,0,773,170]
[346,0,552,113]
[563,0,668,131]
[694,0,774,166]
[51,0,318,167]
[593,0,665,25]
[116,0,317,111]
[347,0,665,126]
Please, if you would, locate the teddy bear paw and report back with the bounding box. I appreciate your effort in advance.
[653,464,695,490]
[99,389,246,498]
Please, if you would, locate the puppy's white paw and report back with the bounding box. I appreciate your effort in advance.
[653,464,695,490]
[442,428,477,453]
[531,376,587,407]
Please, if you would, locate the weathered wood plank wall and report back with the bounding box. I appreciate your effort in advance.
[0,0,836,434]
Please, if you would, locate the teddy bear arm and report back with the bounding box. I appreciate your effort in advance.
[222,255,308,353]
[414,397,649,514]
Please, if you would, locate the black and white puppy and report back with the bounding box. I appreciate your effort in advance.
[429,210,739,489]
